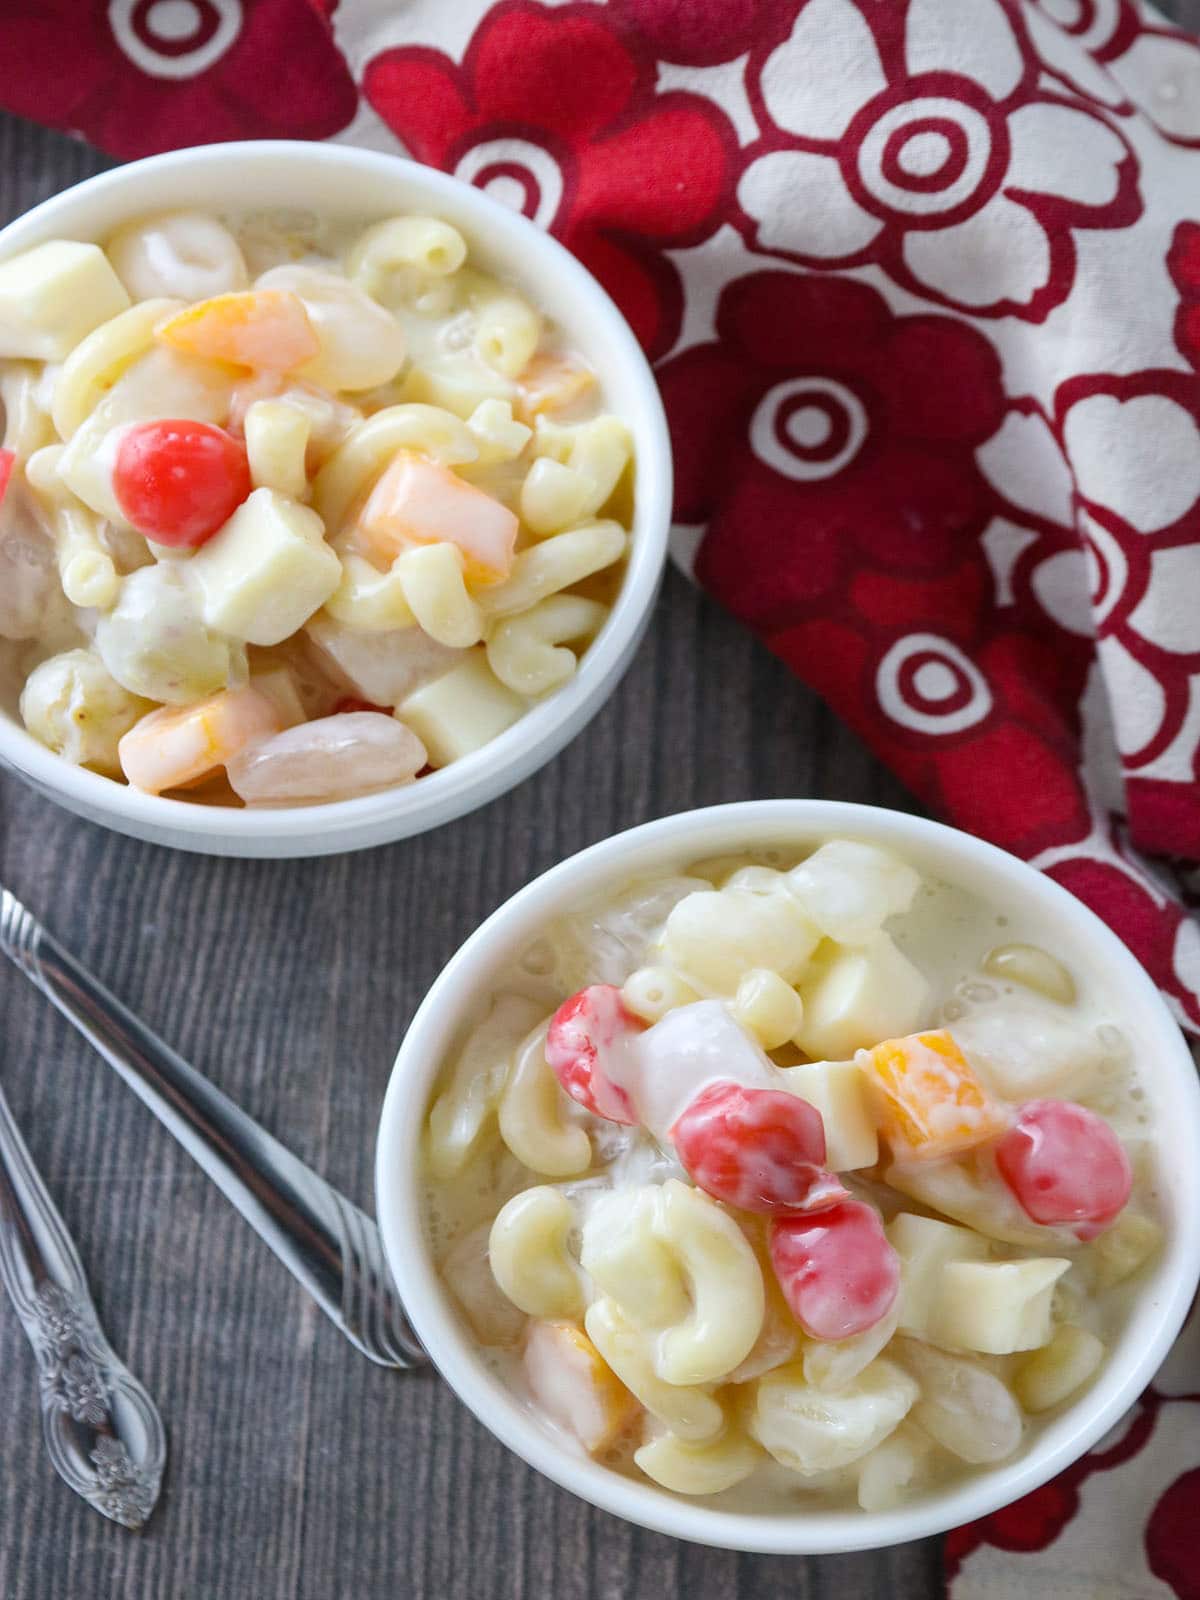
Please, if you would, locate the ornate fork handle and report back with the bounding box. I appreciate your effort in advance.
[0,888,424,1371]
[0,1079,165,1527]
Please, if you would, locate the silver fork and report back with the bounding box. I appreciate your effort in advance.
[0,1071,166,1527]
[0,885,425,1371]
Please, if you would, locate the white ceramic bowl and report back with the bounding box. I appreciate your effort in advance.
[377,800,1200,1554]
[0,142,671,856]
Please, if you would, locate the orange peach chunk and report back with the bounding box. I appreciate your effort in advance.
[156,290,319,372]
[357,451,517,584]
[118,685,281,794]
[522,1320,639,1454]
[862,1030,1009,1164]
[518,353,596,418]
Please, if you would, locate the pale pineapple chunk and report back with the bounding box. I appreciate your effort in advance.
[1091,1209,1163,1288]
[930,1258,1070,1354]
[779,1059,879,1171]
[895,1337,1023,1463]
[747,1358,917,1476]
[440,1222,525,1348]
[0,241,130,360]
[887,1213,988,1340]
[189,488,340,646]
[397,650,525,766]
[1014,1324,1104,1413]
[522,1320,639,1454]
[794,935,929,1060]
[248,666,307,729]
[787,841,919,945]
[856,1422,935,1512]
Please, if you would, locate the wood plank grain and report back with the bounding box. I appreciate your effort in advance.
[0,112,940,1600]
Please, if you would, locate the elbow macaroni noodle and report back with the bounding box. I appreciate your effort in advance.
[0,208,633,801]
[498,1025,592,1178]
[485,594,607,697]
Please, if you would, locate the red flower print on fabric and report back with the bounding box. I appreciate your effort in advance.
[735,0,1141,319]
[1048,366,1200,858]
[1025,0,1200,147]
[0,0,357,159]
[604,0,798,65]
[362,1,735,356]
[659,267,1098,861]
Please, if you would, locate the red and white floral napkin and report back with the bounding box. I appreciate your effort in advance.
[4,0,1200,1590]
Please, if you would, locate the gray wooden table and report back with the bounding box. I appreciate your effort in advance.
[12,61,1188,1588]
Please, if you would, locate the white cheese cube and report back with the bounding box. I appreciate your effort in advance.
[0,241,130,360]
[189,488,339,646]
[795,935,929,1060]
[396,650,525,766]
[780,1059,879,1171]
[886,1213,989,1339]
[930,1258,1070,1355]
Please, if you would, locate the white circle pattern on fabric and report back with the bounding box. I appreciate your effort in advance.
[876,633,993,734]
[108,0,242,79]
[454,138,565,230]
[146,1,198,40]
[912,659,959,699]
[856,97,992,217]
[749,378,868,482]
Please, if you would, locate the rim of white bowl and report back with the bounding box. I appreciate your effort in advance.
[0,142,671,856]
[376,800,1200,1554]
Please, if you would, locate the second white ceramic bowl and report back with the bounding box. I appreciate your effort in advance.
[0,142,671,856]
[377,800,1200,1553]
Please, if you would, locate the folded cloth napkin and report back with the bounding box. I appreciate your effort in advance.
[3,0,1199,1591]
